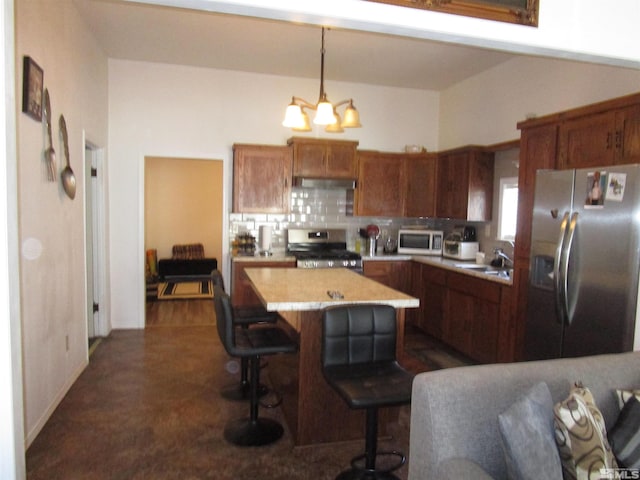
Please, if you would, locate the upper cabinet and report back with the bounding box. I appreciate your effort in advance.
[356,151,404,216]
[405,153,438,218]
[436,146,494,221]
[558,98,640,169]
[355,151,437,217]
[288,137,359,179]
[233,144,292,213]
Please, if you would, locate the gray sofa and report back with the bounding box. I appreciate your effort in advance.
[408,352,640,479]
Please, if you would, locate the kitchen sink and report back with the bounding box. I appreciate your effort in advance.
[453,263,512,279]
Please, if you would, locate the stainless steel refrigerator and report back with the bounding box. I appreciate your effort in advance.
[524,164,640,360]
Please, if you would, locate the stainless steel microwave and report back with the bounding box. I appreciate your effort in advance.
[397,229,443,256]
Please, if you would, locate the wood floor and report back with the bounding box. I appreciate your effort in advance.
[146,297,215,327]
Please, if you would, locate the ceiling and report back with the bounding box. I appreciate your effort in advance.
[74,0,518,91]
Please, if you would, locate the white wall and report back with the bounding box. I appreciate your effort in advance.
[439,56,640,148]
[15,0,108,445]
[107,59,440,329]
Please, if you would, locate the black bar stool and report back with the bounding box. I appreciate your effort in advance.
[214,284,297,446]
[321,304,414,480]
[211,270,277,401]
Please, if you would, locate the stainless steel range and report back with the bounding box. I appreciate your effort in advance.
[287,228,362,272]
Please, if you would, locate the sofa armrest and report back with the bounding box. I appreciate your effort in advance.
[436,458,496,480]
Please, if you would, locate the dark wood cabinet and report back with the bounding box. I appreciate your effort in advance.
[558,111,617,169]
[436,147,494,221]
[514,124,558,262]
[444,272,502,364]
[616,104,640,163]
[288,137,358,179]
[233,144,292,213]
[558,103,640,169]
[410,262,513,363]
[363,260,409,293]
[356,151,404,216]
[409,263,446,338]
[405,153,437,217]
[231,261,295,309]
[356,151,437,217]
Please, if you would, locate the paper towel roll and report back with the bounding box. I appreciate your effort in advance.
[259,225,272,251]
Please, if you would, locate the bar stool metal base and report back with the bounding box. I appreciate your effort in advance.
[335,450,405,479]
[335,470,400,480]
[223,417,284,447]
[220,382,268,402]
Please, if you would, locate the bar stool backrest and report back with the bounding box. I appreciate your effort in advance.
[322,304,397,369]
[213,284,240,357]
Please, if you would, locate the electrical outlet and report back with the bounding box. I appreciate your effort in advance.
[485,225,491,238]
[65,335,69,352]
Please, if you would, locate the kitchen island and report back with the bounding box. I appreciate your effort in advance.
[244,267,419,446]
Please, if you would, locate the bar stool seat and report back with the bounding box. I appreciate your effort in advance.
[214,284,297,446]
[211,270,278,401]
[322,304,414,480]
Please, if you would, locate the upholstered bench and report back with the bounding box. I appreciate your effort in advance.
[158,243,217,281]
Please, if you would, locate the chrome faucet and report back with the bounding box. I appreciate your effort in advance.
[493,247,514,268]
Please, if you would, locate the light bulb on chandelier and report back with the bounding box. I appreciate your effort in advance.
[282,27,361,133]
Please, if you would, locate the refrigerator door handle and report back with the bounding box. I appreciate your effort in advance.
[562,212,579,325]
[554,211,570,325]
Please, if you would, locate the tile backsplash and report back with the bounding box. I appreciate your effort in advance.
[230,187,463,254]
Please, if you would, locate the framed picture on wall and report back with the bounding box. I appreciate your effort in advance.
[364,0,539,26]
[22,56,44,122]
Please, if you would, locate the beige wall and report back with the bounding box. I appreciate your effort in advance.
[15,0,108,445]
[144,157,223,263]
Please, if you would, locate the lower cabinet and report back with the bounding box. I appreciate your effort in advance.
[408,262,446,338]
[411,262,513,363]
[231,260,295,309]
[363,260,409,293]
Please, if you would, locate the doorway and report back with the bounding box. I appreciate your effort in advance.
[143,157,224,326]
[84,140,106,348]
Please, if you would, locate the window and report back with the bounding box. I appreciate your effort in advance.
[498,176,518,241]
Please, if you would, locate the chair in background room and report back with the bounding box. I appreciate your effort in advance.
[211,269,278,401]
[214,284,298,446]
[322,304,414,480]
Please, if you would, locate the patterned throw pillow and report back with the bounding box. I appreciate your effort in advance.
[615,389,640,410]
[554,384,618,479]
[609,396,640,469]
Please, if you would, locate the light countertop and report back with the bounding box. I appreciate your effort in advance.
[232,252,512,285]
[244,267,419,312]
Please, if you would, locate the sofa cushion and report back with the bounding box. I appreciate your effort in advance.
[554,384,618,479]
[609,395,640,469]
[498,382,562,480]
[616,389,640,410]
[172,243,205,259]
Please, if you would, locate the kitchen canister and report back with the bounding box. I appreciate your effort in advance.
[259,225,272,256]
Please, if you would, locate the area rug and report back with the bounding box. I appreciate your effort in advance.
[407,347,474,371]
[157,280,213,300]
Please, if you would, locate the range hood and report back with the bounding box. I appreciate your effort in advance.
[292,177,357,189]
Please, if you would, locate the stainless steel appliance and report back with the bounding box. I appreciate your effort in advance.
[287,228,362,272]
[524,165,640,360]
[442,239,479,260]
[397,228,443,256]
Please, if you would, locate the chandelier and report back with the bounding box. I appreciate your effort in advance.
[282,27,362,133]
